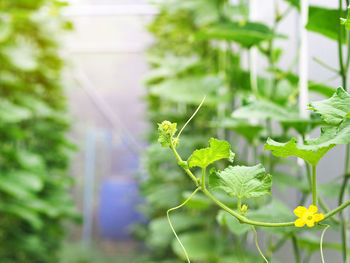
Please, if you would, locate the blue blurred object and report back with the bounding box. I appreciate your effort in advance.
[111,145,139,174]
[97,179,144,240]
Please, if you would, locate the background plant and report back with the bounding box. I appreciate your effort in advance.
[0,1,77,262]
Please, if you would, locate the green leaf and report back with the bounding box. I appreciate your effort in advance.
[4,41,38,71]
[265,119,350,166]
[219,253,265,263]
[273,171,309,193]
[0,174,34,199]
[172,231,216,261]
[148,214,207,249]
[306,6,345,41]
[319,182,342,199]
[144,54,200,84]
[341,10,350,30]
[298,235,346,253]
[15,171,43,192]
[150,75,226,105]
[217,210,250,235]
[0,203,43,229]
[277,69,336,98]
[182,191,211,210]
[17,150,45,171]
[0,15,11,43]
[16,95,53,117]
[161,0,220,27]
[0,99,32,123]
[145,184,182,209]
[187,138,234,168]
[280,116,324,136]
[213,118,264,144]
[246,199,296,235]
[308,82,337,98]
[209,164,272,199]
[264,137,329,167]
[232,100,321,135]
[198,21,283,47]
[308,87,350,125]
[232,100,300,121]
[283,0,299,9]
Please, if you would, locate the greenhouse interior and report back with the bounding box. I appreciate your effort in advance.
[2,0,350,262]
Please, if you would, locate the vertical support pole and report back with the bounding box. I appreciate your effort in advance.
[298,0,309,119]
[249,0,258,97]
[82,129,97,244]
[217,41,227,139]
[297,0,309,170]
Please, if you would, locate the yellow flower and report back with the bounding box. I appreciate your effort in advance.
[294,205,324,227]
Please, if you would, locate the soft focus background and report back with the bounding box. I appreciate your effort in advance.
[62,0,348,262]
[61,0,152,261]
[1,0,349,262]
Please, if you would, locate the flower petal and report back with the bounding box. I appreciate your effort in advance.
[294,206,307,217]
[308,205,318,214]
[295,218,306,227]
[306,220,315,227]
[313,213,324,222]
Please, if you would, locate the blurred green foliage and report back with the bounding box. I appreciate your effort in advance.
[0,1,77,262]
[59,242,148,263]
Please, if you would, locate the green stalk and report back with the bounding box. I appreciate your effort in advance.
[201,168,206,189]
[324,200,350,219]
[319,197,340,224]
[170,144,198,186]
[266,236,288,259]
[167,187,200,263]
[251,226,269,262]
[304,162,339,224]
[202,187,294,227]
[304,254,312,263]
[237,197,242,214]
[305,162,312,192]
[339,173,349,263]
[292,234,302,263]
[266,119,274,172]
[338,0,346,87]
[320,224,330,263]
[312,165,317,206]
[338,0,349,261]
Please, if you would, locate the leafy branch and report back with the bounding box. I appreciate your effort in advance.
[157,86,350,262]
[167,134,350,228]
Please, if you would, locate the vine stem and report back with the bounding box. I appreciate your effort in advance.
[201,168,206,189]
[176,96,206,141]
[202,187,294,227]
[170,144,198,186]
[339,173,350,263]
[237,197,242,214]
[167,187,200,263]
[324,200,350,219]
[170,145,350,227]
[338,0,346,88]
[320,224,330,263]
[312,165,317,206]
[251,225,269,263]
[292,234,302,263]
[318,197,340,224]
[338,0,350,261]
[305,162,340,224]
